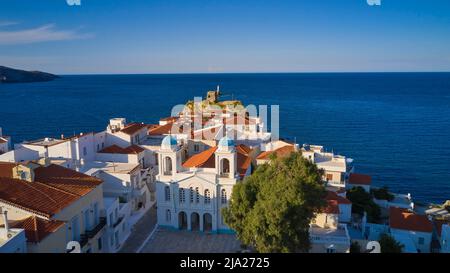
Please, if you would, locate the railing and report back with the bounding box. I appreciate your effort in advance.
[86,217,106,238]
[79,234,89,248]
[113,216,124,229]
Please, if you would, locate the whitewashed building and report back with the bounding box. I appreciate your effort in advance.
[389,207,433,253]
[0,128,11,155]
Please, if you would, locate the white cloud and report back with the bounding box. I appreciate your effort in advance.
[0,21,18,27]
[0,24,92,45]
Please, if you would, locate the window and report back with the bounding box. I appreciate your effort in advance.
[93,202,99,225]
[165,186,171,201]
[166,209,171,222]
[190,187,194,203]
[195,187,200,203]
[326,173,333,181]
[84,209,90,231]
[71,216,80,241]
[418,237,424,245]
[194,144,199,152]
[83,147,87,156]
[102,143,104,149]
[97,144,100,151]
[220,158,230,177]
[221,189,227,204]
[204,189,211,204]
[135,135,139,144]
[164,157,173,175]
[19,171,27,180]
[97,238,103,251]
[326,247,336,253]
[179,188,185,203]
[109,212,114,227]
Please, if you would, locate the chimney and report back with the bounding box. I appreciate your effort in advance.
[0,208,10,240]
[61,134,64,139]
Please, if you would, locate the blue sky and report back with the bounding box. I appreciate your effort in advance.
[0,0,449,74]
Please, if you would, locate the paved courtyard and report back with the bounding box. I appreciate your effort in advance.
[140,228,242,253]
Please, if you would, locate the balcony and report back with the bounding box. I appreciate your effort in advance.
[309,224,350,245]
[86,217,107,238]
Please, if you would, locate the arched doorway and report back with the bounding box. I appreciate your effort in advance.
[178,211,187,230]
[203,213,212,232]
[191,212,200,231]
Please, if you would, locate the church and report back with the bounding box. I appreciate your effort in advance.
[155,135,252,233]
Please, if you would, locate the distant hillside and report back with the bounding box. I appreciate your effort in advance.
[0,66,58,84]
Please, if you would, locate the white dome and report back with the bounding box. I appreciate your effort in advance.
[161,135,177,150]
[218,136,235,152]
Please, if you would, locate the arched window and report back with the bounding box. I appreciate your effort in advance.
[220,158,230,177]
[179,188,185,203]
[204,189,211,204]
[164,157,172,175]
[195,187,200,203]
[221,189,227,204]
[166,209,171,222]
[164,186,171,201]
[189,187,194,203]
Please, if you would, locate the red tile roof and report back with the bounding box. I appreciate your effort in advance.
[322,200,340,214]
[10,216,65,243]
[98,144,144,154]
[389,207,433,233]
[0,177,80,218]
[235,144,250,154]
[183,146,218,168]
[348,173,372,185]
[256,145,295,160]
[192,126,222,141]
[326,191,352,205]
[0,164,102,217]
[160,116,178,122]
[0,162,16,178]
[34,164,103,196]
[182,144,252,179]
[237,146,252,179]
[148,122,175,136]
[223,115,256,126]
[120,123,147,135]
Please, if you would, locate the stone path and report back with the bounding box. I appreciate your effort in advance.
[118,205,157,253]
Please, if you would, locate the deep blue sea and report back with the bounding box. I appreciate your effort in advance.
[1,73,450,203]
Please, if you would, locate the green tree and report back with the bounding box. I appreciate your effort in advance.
[222,151,327,253]
[347,186,381,222]
[379,233,403,253]
[371,186,394,201]
[350,241,361,253]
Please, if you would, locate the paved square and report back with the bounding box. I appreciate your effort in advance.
[140,228,242,253]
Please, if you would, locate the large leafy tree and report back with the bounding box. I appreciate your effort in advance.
[222,151,327,253]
